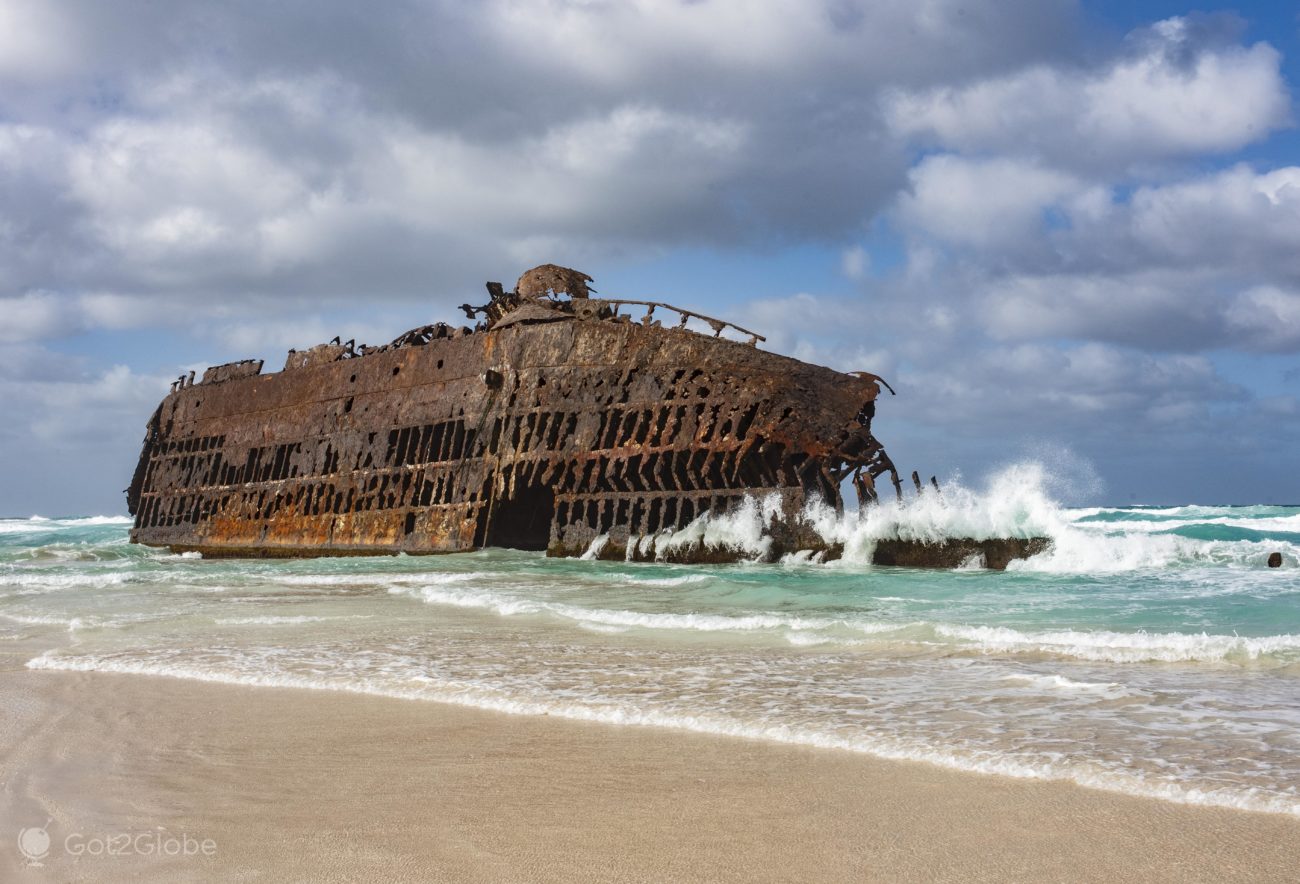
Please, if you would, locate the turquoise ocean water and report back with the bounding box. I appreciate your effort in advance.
[3,464,1298,816]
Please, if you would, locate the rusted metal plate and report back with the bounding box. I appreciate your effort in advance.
[127,266,1043,569]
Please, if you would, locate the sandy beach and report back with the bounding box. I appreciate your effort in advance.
[2,640,1297,884]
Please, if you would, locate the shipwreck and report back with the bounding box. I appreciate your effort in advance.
[127,264,1047,569]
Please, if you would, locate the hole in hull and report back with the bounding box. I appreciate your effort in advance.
[482,479,555,551]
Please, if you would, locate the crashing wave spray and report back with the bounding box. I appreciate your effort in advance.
[805,461,1064,565]
[591,459,1298,571]
[582,462,1057,568]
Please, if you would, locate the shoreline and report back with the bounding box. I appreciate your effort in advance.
[3,661,1298,882]
[25,647,1299,819]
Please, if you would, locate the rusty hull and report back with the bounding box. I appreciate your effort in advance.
[127,269,1046,569]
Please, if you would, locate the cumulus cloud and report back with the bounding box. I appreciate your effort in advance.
[0,344,171,513]
[887,160,1300,353]
[712,276,1280,503]
[887,14,1291,170]
[900,342,1245,432]
[0,1,78,83]
[877,13,1299,373]
[897,156,1089,251]
[736,291,899,378]
[1,2,1298,508]
[1225,286,1300,352]
[0,0,1082,330]
[1121,165,1300,274]
[0,292,71,343]
[841,245,870,280]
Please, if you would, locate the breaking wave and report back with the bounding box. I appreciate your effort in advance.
[935,624,1300,665]
[389,582,912,639]
[385,583,1300,666]
[612,461,1298,573]
[0,515,132,533]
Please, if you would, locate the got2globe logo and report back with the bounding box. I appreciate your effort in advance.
[17,825,51,866]
[15,823,216,866]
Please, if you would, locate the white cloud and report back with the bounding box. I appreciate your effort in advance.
[213,315,410,359]
[1225,286,1300,352]
[0,0,1086,326]
[1123,165,1300,271]
[0,347,173,513]
[888,15,1291,169]
[0,348,168,451]
[380,104,751,238]
[897,155,1086,250]
[888,160,1300,353]
[25,364,166,443]
[735,291,898,378]
[975,271,1208,347]
[841,245,869,280]
[900,341,1243,432]
[482,0,1074,87]
[0,292,74,342]
[66,116,315,277]
[0,1,78,82]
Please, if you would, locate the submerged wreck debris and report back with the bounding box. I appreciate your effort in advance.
[128,265,1048,569]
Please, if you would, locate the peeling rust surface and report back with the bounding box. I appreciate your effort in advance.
[128,265,1045,569]
[515,263,595,300]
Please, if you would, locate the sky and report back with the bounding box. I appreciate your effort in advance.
[2,0,1299,515]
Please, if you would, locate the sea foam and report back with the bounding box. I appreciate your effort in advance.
[27,649,1300,818]
[661,461,1300,573]
[605,460,1074,567]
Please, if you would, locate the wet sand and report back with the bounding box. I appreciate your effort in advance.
[2,655,1298,882]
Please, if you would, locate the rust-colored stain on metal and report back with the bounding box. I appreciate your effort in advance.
[127,266,1046,568]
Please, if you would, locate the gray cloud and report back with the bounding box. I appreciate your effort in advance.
[0,1,1080,323]
[874,16,1299,363]
[0,343,169,514]
[722,284,1290,504]
[888,160,1300,353]
[3,3,1300,509]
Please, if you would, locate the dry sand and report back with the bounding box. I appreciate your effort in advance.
[1,647,1297,883]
